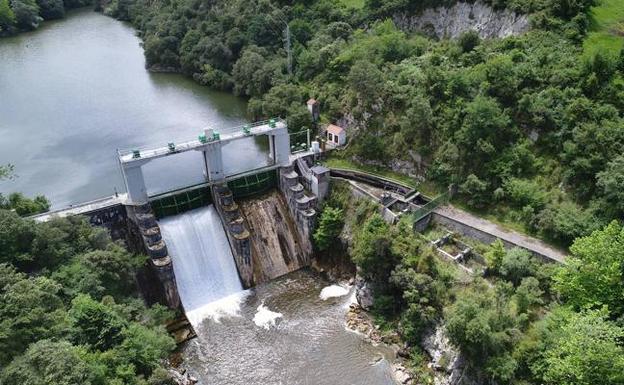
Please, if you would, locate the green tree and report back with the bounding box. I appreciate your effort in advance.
[456,96,513,174]
[484,239,506,273]
[530,308,624,385]
[313,206,344,251]
[514,276,543,315]
[0,340,97,385]
[53,247,142,299]
[1,192,50,216]
[500,247,536,286]
[0,275,68,365]
[232,46,277,97]
[117,323,175,376]
[10,0,41,30]
[535,201,599,246]
[459,174,489,209]
[553,221,624,318]
[596,155,624,217]
[458,30,480,53]
[445,281,522,382]
[36,0,63,19]
[351,214,395,285]
[389,252,442,343]
[347,60,384,105]
[69,294,126,351]
[0,0,15,32]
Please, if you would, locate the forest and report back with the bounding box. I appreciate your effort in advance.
[100,0,624,248]
[0,167,176,384]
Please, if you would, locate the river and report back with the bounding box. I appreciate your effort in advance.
[0,8,268,209]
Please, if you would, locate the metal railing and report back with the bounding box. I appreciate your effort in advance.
[412,192,449,223]
[289,129,310,154]
[117,118,287,157]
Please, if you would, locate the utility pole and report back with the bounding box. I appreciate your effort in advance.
[285,23,292,76]
[268,10,292,77]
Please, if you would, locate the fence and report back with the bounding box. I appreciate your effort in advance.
[412,191,450,224]
[289,129,309,154]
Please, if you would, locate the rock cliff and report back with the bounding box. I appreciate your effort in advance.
[393,1,529,39]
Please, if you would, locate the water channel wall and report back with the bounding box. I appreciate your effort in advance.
[211,184,255,288]
[126,203,182,309]
[240,190,309,284]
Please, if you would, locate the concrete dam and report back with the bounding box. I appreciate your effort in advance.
[34,118,330,327]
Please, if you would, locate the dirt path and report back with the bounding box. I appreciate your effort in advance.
[434,205,567,263]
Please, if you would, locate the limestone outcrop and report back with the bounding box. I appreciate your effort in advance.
[393,1,529,39]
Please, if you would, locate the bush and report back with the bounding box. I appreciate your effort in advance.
[458,30,480,53]
[459,174,489,209]
[535,201,599,246]
[500,247,536,286]
[313,206,344,251]
[503,178,548,211]
[554,221,624,318]
[0,192,50,216]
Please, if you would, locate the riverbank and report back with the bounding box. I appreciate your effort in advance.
[0,2,95,38]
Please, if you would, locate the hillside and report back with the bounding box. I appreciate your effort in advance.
[101,0,623,249]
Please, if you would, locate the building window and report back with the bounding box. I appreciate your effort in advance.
[328,133,333,141]
[334,135,339,143]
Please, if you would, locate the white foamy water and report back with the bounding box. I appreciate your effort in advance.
[319,284,350,300]
[253,303,283,329]
[159,206,246,327]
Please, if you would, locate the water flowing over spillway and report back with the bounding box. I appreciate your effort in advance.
[159,206,246,326]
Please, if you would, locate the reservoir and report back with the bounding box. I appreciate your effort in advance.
[0,8,266,209]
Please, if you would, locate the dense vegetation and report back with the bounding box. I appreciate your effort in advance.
[0,164,51,216]
[0,209,176,384]
[102,0,623,247]
[316,182,624,384]
[0,0,93,35]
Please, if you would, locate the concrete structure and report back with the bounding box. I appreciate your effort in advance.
[296,156,330,204]
[328,168,567,264]
[431,205,566,263]
[325,124,346,147]
[306,98,320,122]
[118,119,291,205]
[279,163,318,258]
[211,184,254,288]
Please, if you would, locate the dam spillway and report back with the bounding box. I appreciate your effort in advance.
[159,206,244,326]
[240,190,308,283]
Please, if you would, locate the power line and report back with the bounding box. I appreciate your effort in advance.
[267,10,292,77]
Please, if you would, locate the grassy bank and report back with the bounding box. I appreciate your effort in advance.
[583,0,624,56]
